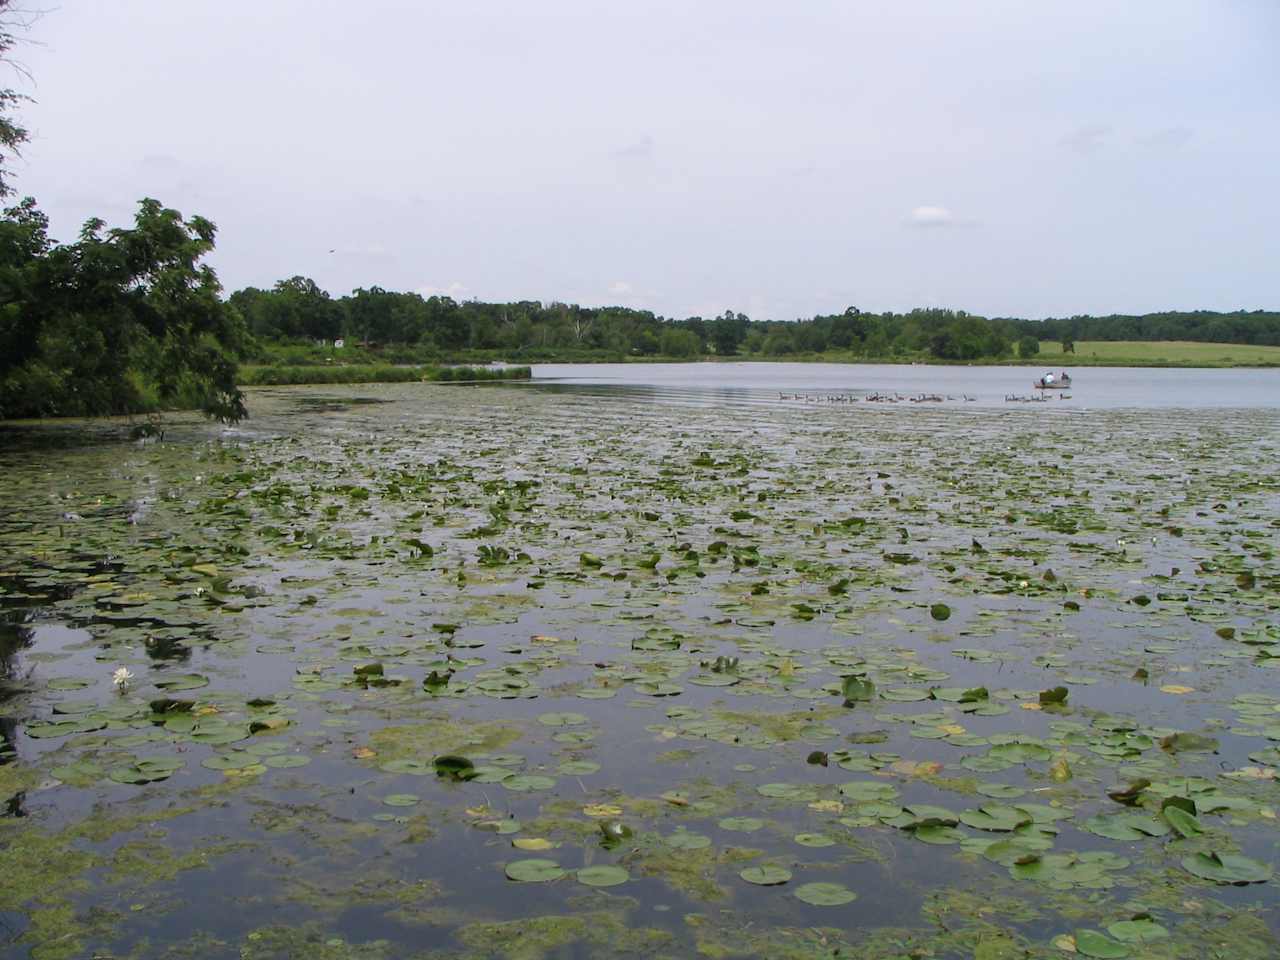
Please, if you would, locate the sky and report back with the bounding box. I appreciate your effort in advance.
[8,0,1279,321]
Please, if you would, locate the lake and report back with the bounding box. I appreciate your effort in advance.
[1,376,1277,959]
[528,361,1280,409]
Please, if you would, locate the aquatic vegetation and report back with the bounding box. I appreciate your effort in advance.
[0,382,1277,958]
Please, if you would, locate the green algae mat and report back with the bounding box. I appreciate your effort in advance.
[0,382,1277,959]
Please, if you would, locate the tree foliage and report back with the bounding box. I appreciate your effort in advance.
[0,1,32,200]
[1010,312,1280,347]
[0,198,249,421]
[231,274,1280,364]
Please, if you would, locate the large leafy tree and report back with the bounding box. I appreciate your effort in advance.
[710,310,748,356]
[0,198,249,421]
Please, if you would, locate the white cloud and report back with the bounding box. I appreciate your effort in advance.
[139,153,181,171]
[416,281,468,299]
[1140,126,1193,150]
[909,205,954,227]
[1059,123,1112,153]
[612,135,654,160]
[608,280,634,296]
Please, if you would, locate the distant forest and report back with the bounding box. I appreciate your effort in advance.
[232,277,1280,362]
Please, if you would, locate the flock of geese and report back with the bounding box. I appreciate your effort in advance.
[778,392,977,403]
[777,391,1073,404]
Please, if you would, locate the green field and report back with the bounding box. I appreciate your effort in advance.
[1038,339,1280,366]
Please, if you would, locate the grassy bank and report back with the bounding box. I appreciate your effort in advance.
[239,364,532,386]
[1036,340,1280,367]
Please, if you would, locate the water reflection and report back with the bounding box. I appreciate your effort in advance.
[0,613,33,685]
[528,381,783,409]
[528,361,1280,409]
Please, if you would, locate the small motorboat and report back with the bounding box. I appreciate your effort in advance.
[1034,370,1072,390]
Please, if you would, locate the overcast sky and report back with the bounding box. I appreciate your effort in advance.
[10,0,1279,320]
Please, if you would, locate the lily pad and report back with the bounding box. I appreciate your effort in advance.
[1106,918,1169,943]
[556,760,601,775]
[794,881,857,905]
[1162,805,1203,838]
[383,793,420,806]
[667,830,712,850]
[152,673,210,691]
[1074,929,1130,959]
[1181,851,1273,884]
[1082,813,1170,841]
[264,754,311,769]
[793,833,836,847]
[739,865,792,885]
[718,816,765,832]
[502,774,557,792]
[505,859,566,883]
[575,865,629,887]
[756,782,818,801]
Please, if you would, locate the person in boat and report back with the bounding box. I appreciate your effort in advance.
[1043,372,1055,385]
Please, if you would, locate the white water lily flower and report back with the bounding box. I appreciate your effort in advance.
[112,667,134,689]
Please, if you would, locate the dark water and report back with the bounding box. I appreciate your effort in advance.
[0,382,1277,959]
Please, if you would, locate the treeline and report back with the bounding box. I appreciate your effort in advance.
[1008,311,1280,347]
[233,277,1280,362]
[233,280,1028,361]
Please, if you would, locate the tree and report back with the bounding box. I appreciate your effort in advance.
[1018,335,1040,358]
[0,199,248,421]
[710,310,748,356]
[275,276,343,340]
[0,2,34,199]
[1061,338,1075,354]
[761,325,796,356]
[659,327,701,357]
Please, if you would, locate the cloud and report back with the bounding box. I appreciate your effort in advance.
[607,280,634,296]
[139,153,181,172]
[909,205,954,228]
[1140,126,1193,150]
[416,281,468,299]
[612,135,654,160]
[1059,123,1113,153]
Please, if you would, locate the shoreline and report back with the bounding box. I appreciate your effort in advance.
[234,355,1280,386]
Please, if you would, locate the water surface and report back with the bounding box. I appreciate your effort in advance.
[528,361,1280,409]
[1,381,1277,959]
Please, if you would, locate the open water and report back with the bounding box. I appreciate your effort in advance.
[527,361,1280,409]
